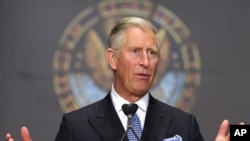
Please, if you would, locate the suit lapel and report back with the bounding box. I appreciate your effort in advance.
[141,95,173,141]
[88,93,173,141]
[88,94,127,141]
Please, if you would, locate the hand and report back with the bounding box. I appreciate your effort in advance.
[215,119,230,141]
[5,127,32,141]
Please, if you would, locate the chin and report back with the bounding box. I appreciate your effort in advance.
[134,89,149,96]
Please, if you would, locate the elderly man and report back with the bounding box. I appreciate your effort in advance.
[6,17,231,141]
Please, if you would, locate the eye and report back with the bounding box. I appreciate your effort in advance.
[129,48,141,58]
[132,48,139,54]
[147,50,158,58]
[130,48,142,56]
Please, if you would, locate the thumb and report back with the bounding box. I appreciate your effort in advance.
[215,119,230,141]
[21,127,32,141]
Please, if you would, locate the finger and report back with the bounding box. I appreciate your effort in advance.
[5,133,14,141]
[21,127,32,141]
[6,133,12,139]
[225,133,230,141]
[239,122,245,125]
[217,119,229,136]
[215,119,230,141]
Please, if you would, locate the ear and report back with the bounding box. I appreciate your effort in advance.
[105,48,118,70]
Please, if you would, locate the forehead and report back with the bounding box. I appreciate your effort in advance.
[124,27,158,48]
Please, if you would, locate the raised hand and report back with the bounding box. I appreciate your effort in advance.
[5,127,32,141]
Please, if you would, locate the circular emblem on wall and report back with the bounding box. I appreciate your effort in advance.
[52,0,201,113]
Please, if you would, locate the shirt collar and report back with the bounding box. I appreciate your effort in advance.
[111,84,149,113]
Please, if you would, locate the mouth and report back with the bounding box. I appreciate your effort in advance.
[135,73,151,79]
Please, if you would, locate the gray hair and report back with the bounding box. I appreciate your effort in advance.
[108,17,159,54]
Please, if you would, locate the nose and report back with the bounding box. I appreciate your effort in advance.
[139,51,150,67]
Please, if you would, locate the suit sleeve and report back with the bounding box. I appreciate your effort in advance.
[190,116,204,141]
[55,114,73,141]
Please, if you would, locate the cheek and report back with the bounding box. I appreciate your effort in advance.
[122,61,136,76]
[119,55,136,68]
[150,61,159,77]
[116,63,135,86]
[152,59,159,69]
[152,62,158,71]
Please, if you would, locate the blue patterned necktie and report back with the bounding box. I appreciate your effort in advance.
[127,113,142,141]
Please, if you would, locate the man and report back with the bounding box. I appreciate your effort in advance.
[6,17,231,141]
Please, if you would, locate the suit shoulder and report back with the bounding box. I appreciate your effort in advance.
[65,99,102,117]
[153,97,194,118]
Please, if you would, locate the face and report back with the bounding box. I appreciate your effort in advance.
[107,27,159,101]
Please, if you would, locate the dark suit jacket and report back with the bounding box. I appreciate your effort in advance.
[55,93,204,141]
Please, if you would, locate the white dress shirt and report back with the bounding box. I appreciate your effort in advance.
[110,84,149,130]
